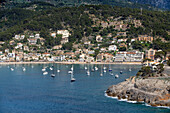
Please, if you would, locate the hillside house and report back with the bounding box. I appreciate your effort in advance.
[138,35,153,42]
[108,45,117,51]
[145,49,156,60]
[96,35,103,42]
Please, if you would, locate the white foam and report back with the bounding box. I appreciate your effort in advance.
[105,92,169,109]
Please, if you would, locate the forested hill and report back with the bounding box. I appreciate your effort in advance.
[127,0,170,10]
[0,4,169,51]
[0,0,161,10]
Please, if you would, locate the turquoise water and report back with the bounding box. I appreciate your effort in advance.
[0,64,169,113]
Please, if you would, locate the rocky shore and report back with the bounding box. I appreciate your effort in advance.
[106,76,170,108]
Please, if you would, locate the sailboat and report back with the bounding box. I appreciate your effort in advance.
[100,65,103,76]
[85,66,87,70]
[22,67,26,72]
[42,67,46,71]
[10,68,14,71]
[70,65,76,82]
[103,63,107,73]
[51,63,55,77]
[95,66,98,71]
[115,74,119,78]
[43,71,48,75]
[87,63,90,76]
[109,64,112,72]
[57,64,60,73]
[68,65,73,74]
[49,67,53,70]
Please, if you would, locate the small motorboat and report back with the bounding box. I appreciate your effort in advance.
[120,71,123,74]
[68,71,73,74]
[103,67,107,70]
[129,68,132,72]
[95,67,98,71]
[11,68,14,71]
[87,71,90,76]
[43,72,48,75]
[91,69,95,72]
[109,69,112,72]
[42,68,46,71]
[51,74,55,77]
[57,70,60,73]
[104,69,106,73]
[85,67,87,70]
[115,74,119,78]
[22,67,26,72]
[50,67,53,70]
[110,73,114,76]
[71,77,76,82]
[100,73,103,76]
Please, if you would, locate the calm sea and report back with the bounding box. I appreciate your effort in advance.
[0,64,169,113]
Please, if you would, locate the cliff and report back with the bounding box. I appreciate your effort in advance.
[106,76,170,107]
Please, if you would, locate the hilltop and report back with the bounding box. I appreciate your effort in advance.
[0,0,164,10]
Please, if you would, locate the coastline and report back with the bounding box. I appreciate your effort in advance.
[104,92,170,109]
[106,76,170,109]
[0,61,142,65]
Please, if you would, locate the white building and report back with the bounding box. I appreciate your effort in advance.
[108,45,117,51]
[35,34,40,39]
[114,51,144,62]
[96,35,103,42]
[57,30,70,38]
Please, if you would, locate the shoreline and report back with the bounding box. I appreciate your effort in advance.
[104,92,170,109]
[0,61,142,65]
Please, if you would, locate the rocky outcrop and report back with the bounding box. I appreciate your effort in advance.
[106,77,170,107]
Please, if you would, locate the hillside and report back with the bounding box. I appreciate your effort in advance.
[0,4,169,53]
[128,0,170,10]
[0,0,160,10]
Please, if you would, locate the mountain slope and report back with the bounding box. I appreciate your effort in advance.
[1,0,160,10]
[127,0,170,10]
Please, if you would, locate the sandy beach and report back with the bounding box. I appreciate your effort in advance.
[0,61,142,65]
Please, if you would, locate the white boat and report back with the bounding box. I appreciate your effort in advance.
[31,65,34,68]
[71,66,73,71]
[57,70,60,73]
[10,68,14,71]
[115,74,119,78]
[43,72,48,75]
[70,65,76,82]
[110,73,114,75]
[120,71,123,74]
[100,73,103,76]
[129,68,132,72]
[103,66,107,70]
[50,67,53,70]
[85,67,87,70]
[71,77,76,82]
[51,74,55,77]
[22,67,26,72]
[87,71,90,76]
[91,69,94,72]
[104,69,106,73]
[42,68,46,71]
[68,71,73,74]
[95,67,98,71]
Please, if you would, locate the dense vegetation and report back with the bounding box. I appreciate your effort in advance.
[1,0,159,10]
[0,3,169,51]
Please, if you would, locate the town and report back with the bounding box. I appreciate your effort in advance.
[0,15,169,64]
